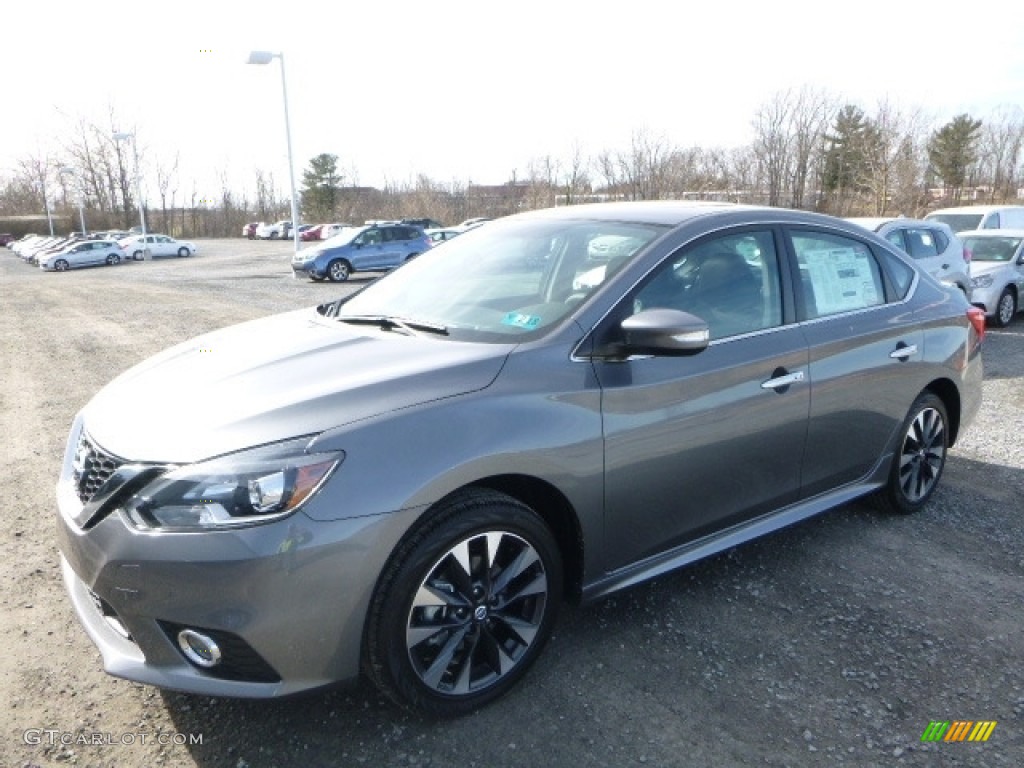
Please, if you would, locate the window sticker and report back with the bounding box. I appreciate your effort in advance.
[803,247,879,314]
[502,312,542,330]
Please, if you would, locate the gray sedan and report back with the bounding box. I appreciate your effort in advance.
[56,202,983,716]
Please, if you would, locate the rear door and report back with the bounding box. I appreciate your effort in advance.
[595,227,810,571]
[786,228,924,497]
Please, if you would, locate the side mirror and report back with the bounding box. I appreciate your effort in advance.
[616,308,710,356]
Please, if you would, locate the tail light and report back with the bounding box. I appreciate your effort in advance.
[963,246,972,263]
[967,306,986,343]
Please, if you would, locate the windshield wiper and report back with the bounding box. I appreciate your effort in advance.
[335,314,449,336]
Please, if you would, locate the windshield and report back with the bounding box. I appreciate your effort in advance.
[327,217,667,342]
[926,213,983,232]
[961,236,1022,262]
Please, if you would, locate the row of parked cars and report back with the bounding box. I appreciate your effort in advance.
[847,204,1024,327]
[287,218,494,281]
[6,230,199,271]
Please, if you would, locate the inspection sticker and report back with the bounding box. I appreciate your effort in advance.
[502,312,542,329]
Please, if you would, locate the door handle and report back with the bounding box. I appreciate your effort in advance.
[761,370,805,390]
[889,344,918,361]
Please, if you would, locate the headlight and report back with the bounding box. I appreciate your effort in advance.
[971,274,993,288]
[120,439,343,531]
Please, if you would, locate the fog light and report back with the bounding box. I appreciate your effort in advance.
[177,629,222,668]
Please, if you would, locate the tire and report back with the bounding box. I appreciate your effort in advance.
[993,288,1016,328]
[54,259,70,271]
[105,253,120,265]
[132,250,143,261]
[405,252,419,262]
[177,247,190,258]
[364,489,562,717]
[327,259,351,282]
[309,275,325,282]
[871,392,948,514]
[270,231,279,240]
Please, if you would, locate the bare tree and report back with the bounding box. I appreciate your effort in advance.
[751,91,794,207]
[976,107,1024,203]
[154,152,179,234]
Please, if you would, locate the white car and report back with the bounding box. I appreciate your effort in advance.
[39,240,126,271]
[118,235,198,260]
[960,230,1024,327]
[319,223,351,240]
[254,220,292,240]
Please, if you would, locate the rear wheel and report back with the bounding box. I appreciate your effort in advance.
[327,259,351,282]
[132,250,143,260]
[871,392,948,514]
[54,259,70,271]
[405,252,419,262]
[270,231,279,240]
[364,490,562,717]
[993,288,1016,327]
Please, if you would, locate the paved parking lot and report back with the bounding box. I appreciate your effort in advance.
[2,238,1023,767]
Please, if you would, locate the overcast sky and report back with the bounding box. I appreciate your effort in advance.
[3,0,1022,201]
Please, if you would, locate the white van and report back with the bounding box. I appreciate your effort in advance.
[924,205,1024,232]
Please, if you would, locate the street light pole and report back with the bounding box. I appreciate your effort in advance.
[247,50,301,260]
[112,132,148,258]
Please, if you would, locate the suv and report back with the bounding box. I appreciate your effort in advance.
[847,217,971,298]
[291,223,432,281]
[925,205,1024,232]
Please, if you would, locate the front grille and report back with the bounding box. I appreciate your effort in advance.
[72,432,124,504]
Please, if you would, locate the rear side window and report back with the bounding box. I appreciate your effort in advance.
[983,213,1000,229]
[905,228,938,259]
[790,231,885,319]
[931,229,949,254]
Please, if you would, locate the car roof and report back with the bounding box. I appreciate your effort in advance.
[508,200,865,229]
[957,229,1024,237]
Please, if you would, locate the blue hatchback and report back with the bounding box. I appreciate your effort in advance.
[291,223,432,282]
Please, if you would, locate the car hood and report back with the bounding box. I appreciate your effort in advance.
[82,308,511,464]
[970,260,1016,277]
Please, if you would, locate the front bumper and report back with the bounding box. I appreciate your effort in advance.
[55,429,419,698]
[970,282,1001,315]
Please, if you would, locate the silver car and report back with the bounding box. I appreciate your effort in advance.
[57,202,984,716]
[846,217,971,298]
[961,229,1024,326]
[39,239,126,271]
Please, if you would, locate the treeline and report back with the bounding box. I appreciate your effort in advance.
[1,88,1021,239]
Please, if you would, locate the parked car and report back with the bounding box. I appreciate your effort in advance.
[56,201,983,717]
[401,217,445,230]
[243,222,260,239]
[960,230,1024,326]
[320,223,351,240]
[255,221,292,240]
[291,222,432,281]
[846,217,971,298]
[924,205,1024,232]
[118,234,198,260]
[300,224,324,241]
[39,239,126,271]
[425,228,462,244]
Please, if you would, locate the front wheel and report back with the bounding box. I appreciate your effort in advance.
[54,259,70,271]
[871,392,949,514]
[327,259,351,282]
[177,247,190,258]
[132,250,143,260]
[364,490,562,717]
[106,253,120,265]
[993,288,1016,327]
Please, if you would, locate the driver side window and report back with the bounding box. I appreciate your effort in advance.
[632,230,783,340]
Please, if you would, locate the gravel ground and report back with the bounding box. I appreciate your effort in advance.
[2,239,1022,768]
